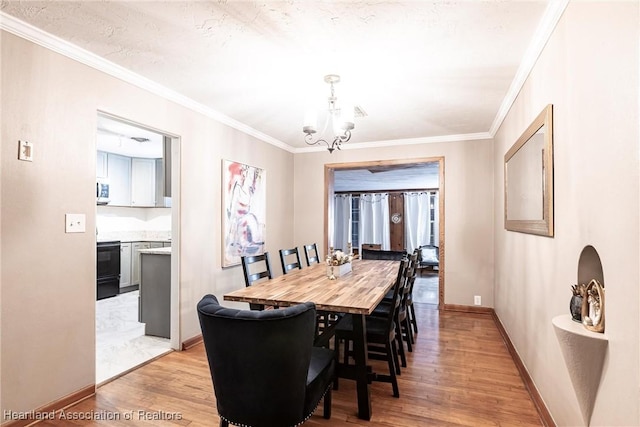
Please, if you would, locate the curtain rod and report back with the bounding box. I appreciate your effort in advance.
[335,188,439,195]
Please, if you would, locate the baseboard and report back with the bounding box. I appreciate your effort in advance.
[1,385,95,427]
[491,311,556,427]
[181,334,203,350]
[443,303,493,315]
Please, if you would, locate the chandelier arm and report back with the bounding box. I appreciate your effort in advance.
[304,133,331,149]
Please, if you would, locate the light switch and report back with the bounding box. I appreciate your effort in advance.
[18,140,33,162]
[65,214,86,233]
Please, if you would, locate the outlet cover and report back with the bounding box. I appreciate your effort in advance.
[65,214,86,233]
[474,295,482,306]
[18,140,33,162]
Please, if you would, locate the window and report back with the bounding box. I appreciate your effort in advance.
[351,196,360,248]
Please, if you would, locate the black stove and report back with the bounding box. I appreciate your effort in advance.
[97,240,121,300]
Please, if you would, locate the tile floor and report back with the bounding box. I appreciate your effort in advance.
[413,270,439,305]
[96,290,171,384]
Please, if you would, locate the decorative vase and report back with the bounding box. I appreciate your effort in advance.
[570,295,583,322]
[327,262,352,278]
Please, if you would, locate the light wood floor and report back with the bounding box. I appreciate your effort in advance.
[40,305,542,427]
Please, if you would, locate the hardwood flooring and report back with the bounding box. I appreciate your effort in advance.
[39,305,542,427]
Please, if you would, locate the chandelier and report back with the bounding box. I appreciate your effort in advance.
[303,74,354,153]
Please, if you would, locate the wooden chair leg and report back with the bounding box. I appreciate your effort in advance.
[404,317,413,352]
[323,388,332,419]
[409,304,419,334]
[395,322,407,368]
[387,340,400,398]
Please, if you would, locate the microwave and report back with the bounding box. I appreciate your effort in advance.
[97,178,110,205]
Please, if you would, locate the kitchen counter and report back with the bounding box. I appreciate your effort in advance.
[97,230,171,243]
[138,247,171,255]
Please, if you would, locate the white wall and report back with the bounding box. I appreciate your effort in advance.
[97,206,171,235]
[1,31,294,416]
[293,139,495,308]
[493,2,639,426]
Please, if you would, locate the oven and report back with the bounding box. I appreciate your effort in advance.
[97,240,121,300]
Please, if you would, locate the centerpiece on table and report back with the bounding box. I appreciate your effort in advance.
[326,246,353,280]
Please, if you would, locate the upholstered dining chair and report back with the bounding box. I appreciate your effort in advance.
[303,243,320,266]
[279,247,303,274]
[197,295,335,427]
[241,252,273,310]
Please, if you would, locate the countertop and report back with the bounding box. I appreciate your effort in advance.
[139,247,172,255]
[97,230,171,243]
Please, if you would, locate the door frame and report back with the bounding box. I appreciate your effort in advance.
[324,157,445,308]
[95,111,181,351]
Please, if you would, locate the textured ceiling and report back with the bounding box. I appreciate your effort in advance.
[1,1,550,150]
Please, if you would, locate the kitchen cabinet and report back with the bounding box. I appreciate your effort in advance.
[98,151,165,208]
[106,153,132,206]
[132,242,163,285]
[155,158,172,207]
[140,250,171,338]
[96,151,108,178]
[120,243,132,288]
[131,158,156,207]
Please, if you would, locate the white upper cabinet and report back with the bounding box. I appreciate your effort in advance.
[131,158,156,207]
[96,151,108,178]
[107,153,132,206]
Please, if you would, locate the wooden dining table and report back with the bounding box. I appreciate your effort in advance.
[224,258,401,421]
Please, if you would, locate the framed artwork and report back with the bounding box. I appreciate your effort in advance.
[222,159,266,267]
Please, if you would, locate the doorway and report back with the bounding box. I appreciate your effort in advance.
[325,157,445,308]
[95,113,180,384]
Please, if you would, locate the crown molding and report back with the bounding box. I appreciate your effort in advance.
[2,1,567,154]
[0,11,295,153]
[294,132,493,154]
[489,0,569,136]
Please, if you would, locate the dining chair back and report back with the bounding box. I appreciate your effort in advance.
[241,252,273,310]
[197,294,335,427]
[334,258,408,398]
[361,243,382,251]
[304,243,320,266]
[279,247,302,275]
[361,248,406,261]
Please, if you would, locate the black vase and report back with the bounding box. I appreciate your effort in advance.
[570,295,583,322]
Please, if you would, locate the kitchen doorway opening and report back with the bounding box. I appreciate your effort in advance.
[325,157,445,308]
[95,112,181,385]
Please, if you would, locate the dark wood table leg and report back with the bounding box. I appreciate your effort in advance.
[352,313,371,420]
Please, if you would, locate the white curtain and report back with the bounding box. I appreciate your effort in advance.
[333,194,352,252]
[433,191,440,247]
[359,193,390,251]
[404,191,439,252]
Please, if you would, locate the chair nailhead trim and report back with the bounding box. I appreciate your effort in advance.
[221,385,332,427]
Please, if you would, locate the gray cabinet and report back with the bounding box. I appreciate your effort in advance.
[131,242,149,285]
[98,151,164,208]
[132,242,164,285]
[120,243,132,288]
[96,151,108,178]
[106,153,132,206]
[140,252,171,338]
[131,158,156,207]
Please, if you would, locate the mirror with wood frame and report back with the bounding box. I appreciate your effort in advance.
[504,104,554,236]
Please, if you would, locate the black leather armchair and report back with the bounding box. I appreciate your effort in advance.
[197,295,335,427]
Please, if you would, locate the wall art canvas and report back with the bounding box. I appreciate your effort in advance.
[222,160,266,267]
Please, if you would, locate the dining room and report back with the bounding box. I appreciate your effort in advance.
[2,2,638,427]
